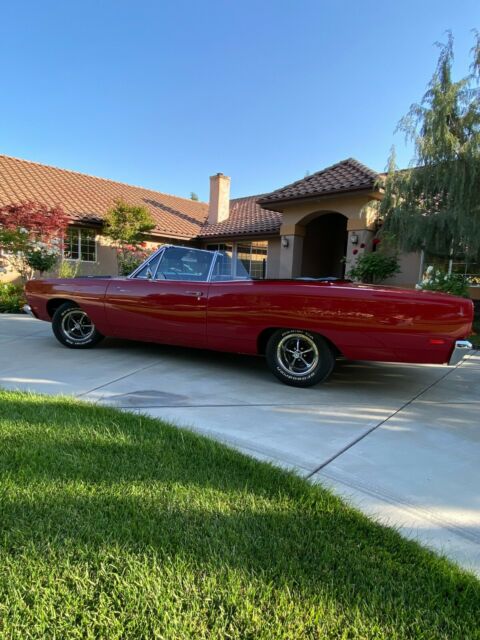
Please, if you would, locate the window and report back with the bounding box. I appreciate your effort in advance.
[64,228,96,262]
[424,251,480,285]
[237,241,268,278]
[451,259,480,285]
[206,241,268,279]
[206,243,235,279]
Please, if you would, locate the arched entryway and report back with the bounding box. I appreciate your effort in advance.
[300,212,348,278]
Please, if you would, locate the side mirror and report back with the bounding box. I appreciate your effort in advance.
[146,268,153,280]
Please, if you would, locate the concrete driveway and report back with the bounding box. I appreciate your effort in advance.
[1,313,479,577]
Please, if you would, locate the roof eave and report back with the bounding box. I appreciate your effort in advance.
[257,185,381,210]
[198,230,280,241]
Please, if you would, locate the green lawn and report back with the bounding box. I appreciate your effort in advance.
[0,391,479,639]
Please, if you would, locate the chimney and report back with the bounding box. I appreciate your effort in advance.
[208,173,230,224]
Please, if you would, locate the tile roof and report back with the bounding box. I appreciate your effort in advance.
[258,158,379,206]
[199,195,282,238]
[0,155,379,242]
[0,155,209,239]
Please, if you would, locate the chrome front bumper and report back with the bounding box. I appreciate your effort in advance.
[448,339,473,366]
[22,304,35,317]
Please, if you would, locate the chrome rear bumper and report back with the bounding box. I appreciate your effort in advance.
[449,339,473,366]
[23,304,34,317]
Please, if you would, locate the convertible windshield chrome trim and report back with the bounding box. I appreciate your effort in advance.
[128,245,167,280]
[128,245,252,283]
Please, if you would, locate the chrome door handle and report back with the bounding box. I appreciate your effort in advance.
[185,291,204,297]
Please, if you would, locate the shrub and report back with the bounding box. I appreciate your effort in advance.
[116,245,156,275]
[57,260,79,278]
[25,245,59,274]
[0,283,26,313]
[418,268,470,298]
[348,252,401,284]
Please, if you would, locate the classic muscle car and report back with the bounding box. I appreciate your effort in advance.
[24,245,474,387]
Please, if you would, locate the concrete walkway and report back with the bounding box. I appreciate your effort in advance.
[1,313,479,576]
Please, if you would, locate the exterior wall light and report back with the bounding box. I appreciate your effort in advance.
[281,237,289,248]
[350,233,359,245]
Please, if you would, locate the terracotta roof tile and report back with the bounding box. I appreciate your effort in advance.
[199,196,282,238]
[258,158,379,206]
[0,155,379,242]
[0,155,209,239]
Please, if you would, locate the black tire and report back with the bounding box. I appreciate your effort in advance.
[266,329,335,387]
[52,302,104,349]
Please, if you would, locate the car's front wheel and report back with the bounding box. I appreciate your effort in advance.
[52,302,104,349]
[265,329,335,387]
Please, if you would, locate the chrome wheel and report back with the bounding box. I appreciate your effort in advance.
[276,333,320,377]
[61,309,95,343]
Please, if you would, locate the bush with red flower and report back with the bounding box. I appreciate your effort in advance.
[0,201,69,282]
[115,242,157,276]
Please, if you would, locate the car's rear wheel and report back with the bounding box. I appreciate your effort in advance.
[52,302,104,349]
[265,329,335,387]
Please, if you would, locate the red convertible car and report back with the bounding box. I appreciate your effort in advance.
[25,245,473,387]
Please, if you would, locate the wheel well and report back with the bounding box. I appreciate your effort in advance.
[257,328,281,355]
[46,298,77,319]
[257,327,343,357]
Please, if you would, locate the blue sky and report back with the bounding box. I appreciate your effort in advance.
[1,1,478,200]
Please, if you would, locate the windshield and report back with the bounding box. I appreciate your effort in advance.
[155,247,214,281]
[130,245,253,282]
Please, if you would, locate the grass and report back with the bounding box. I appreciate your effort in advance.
[0,391,479,639]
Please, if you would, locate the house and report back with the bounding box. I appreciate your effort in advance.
[0,154,478,298]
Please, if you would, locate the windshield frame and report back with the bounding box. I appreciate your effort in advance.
[128,245,252,283]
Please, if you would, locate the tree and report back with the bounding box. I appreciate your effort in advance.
[0,201,69,281]
[380,32,480,263]
[103,199,156,275]
[190,192,199,201]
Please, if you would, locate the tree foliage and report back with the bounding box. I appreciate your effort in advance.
[380,32,480,261]
[0,201,69,281]
[103,199,156,275]
[103,199,156,246]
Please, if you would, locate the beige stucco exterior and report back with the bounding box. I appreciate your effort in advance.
[265,237,281,278]
[0,232,167,284]
[262,190,381,279]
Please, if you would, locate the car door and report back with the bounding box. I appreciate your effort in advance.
[104,246,213,348]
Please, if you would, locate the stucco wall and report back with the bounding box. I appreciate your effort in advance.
[382,252,422,288]
[278,192,380,229]
[72,239,119,277]
[266,237,281,278]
